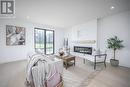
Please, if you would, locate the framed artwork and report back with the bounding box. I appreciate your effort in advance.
[6,25,25,46]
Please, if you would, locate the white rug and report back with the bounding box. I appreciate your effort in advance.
[63,58,103,87]
[0,58,104,87]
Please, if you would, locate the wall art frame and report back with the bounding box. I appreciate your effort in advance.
[6,25,26,46]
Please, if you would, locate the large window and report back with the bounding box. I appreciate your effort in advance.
[34,28,54,54]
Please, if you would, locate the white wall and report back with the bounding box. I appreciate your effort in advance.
[65,19,97,51]
[65,11,130,68]
[55,28,65,53]
[0,19,64,64]
[98,11,130,67]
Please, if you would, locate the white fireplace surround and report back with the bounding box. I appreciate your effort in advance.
[71,48,107,63]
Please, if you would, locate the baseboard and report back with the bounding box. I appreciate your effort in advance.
[0,58,27,64]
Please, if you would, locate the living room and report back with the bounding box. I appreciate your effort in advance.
[0,0,130,87]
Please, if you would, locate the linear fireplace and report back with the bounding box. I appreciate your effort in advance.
[74,46,92,55]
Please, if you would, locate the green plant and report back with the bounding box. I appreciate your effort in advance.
[107,36,124,60]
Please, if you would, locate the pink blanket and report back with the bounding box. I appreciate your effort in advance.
[46,66,61,87]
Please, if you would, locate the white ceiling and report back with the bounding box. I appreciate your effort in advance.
[16,0,130,28]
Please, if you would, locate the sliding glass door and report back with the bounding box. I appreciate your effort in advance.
[34,28,54,54]
[46,30,54,54]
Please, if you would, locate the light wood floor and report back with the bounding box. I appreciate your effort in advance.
[0,59,130,87]
[87,64,130,87]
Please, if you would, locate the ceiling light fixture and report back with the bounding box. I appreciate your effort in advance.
[110,6,115,10]
[26,16,30,19]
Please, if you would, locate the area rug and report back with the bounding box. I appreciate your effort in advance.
[62,58,104,87]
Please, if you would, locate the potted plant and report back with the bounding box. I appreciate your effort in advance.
[107,36,124,66]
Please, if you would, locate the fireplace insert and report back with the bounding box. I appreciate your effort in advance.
[74,46,92,55]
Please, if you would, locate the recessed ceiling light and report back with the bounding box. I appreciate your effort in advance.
[26,16,30,19]
[110,6,115,10]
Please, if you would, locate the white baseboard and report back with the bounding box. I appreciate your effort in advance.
[0,58,27,64]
